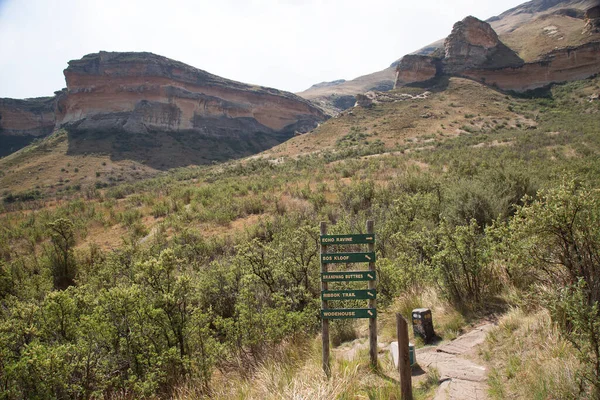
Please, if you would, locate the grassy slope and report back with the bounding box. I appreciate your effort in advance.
[0,130,157,196]
[0,127,285,196]
[1,76,599,398]
[267,78,535,159]
[3,76,600,253]
[501,14,600,62]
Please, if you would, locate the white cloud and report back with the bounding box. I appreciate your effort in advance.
[0,0,525,98]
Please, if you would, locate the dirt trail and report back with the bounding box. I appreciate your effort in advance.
[332,322,495,399]
[418,323,495,400]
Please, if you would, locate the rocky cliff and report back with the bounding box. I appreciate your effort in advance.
[0,97,57,157]
[394,13,600,93]
[462,41,600,91]
[60,52,324,137]
[443,16,524,73]
[585,4,600,33]
[1,52,326,165]
[394,55,440,88]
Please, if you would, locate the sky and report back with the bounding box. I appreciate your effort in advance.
[0,0,526,99]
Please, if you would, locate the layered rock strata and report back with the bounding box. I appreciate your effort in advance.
[60,52,324,137]
[394,55,440,88]
[0,97,57,156]
[0,52,326,161]
[394,14,600,93]
[462,41,600,91]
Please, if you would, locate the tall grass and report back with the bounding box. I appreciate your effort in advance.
[482,308,583,399]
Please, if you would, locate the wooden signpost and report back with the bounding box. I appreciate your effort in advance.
[320,220,377,376]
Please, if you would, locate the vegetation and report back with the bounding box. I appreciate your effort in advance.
[1,76,600,398]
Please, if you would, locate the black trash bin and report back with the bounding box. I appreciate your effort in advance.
[412,308,435,343]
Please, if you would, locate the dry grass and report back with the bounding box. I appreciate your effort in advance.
[174,333,439,400]
[0,130,157,194]
[481,307,583,399]
[264,78,529,160]
[501,14,600,62]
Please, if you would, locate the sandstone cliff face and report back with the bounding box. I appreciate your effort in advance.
[585,5,600,33]
[394,55,439,88]
[395,14,600,93]
[1,51,327,165]
[0,97,56,157]
[443,16,524,74]
[60,52,325,138]
[462,41,600,91]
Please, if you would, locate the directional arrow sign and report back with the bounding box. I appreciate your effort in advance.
[320,234,375,245]
[321,270,376,282]
[321,308,377,319]
[321,252,376,264]
[321,289,377,300]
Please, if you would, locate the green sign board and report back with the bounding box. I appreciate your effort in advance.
[322,289,377,300]
[321,270,376,282]
[321,308,377,319]
[320,234,375,245]
[321,252,376,264]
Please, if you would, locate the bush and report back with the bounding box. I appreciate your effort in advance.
[432,219,497,305]
[46,218,77,290]
[499,179,600,395]
[330,320,357,347]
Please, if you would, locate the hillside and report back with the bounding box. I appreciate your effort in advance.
[1,73,600,398]
[266,78,537,159]
[298,0,600,113]
[2,0,600,398]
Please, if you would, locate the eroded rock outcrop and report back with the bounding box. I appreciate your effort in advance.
[462,41,600,91]
[0,97,57,157]
[1,51,326,164]
[394,55,439,88]
[443,16,524,73]
[584,5,600,34]
[61,52,325,137]
[394,14,600,93]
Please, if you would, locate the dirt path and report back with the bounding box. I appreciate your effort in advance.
[418,323,495,400]
[332,322,495,399]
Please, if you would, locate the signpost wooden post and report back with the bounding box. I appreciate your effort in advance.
[319,220,378,375]
[367,220,377,369]
[320,222,331,378]
[396,313,413,400]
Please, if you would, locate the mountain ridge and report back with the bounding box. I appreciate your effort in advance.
[298,0,600,114]
[0,51,326,163]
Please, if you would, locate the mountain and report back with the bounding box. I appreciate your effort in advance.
[296,69,396,115]
[395,15,600,92]
[0,52,326,166]
[298,0,600,114]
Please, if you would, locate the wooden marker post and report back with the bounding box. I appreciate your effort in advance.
[320,221,331,377]
[367,220,377,369]
[396,313,413,400]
